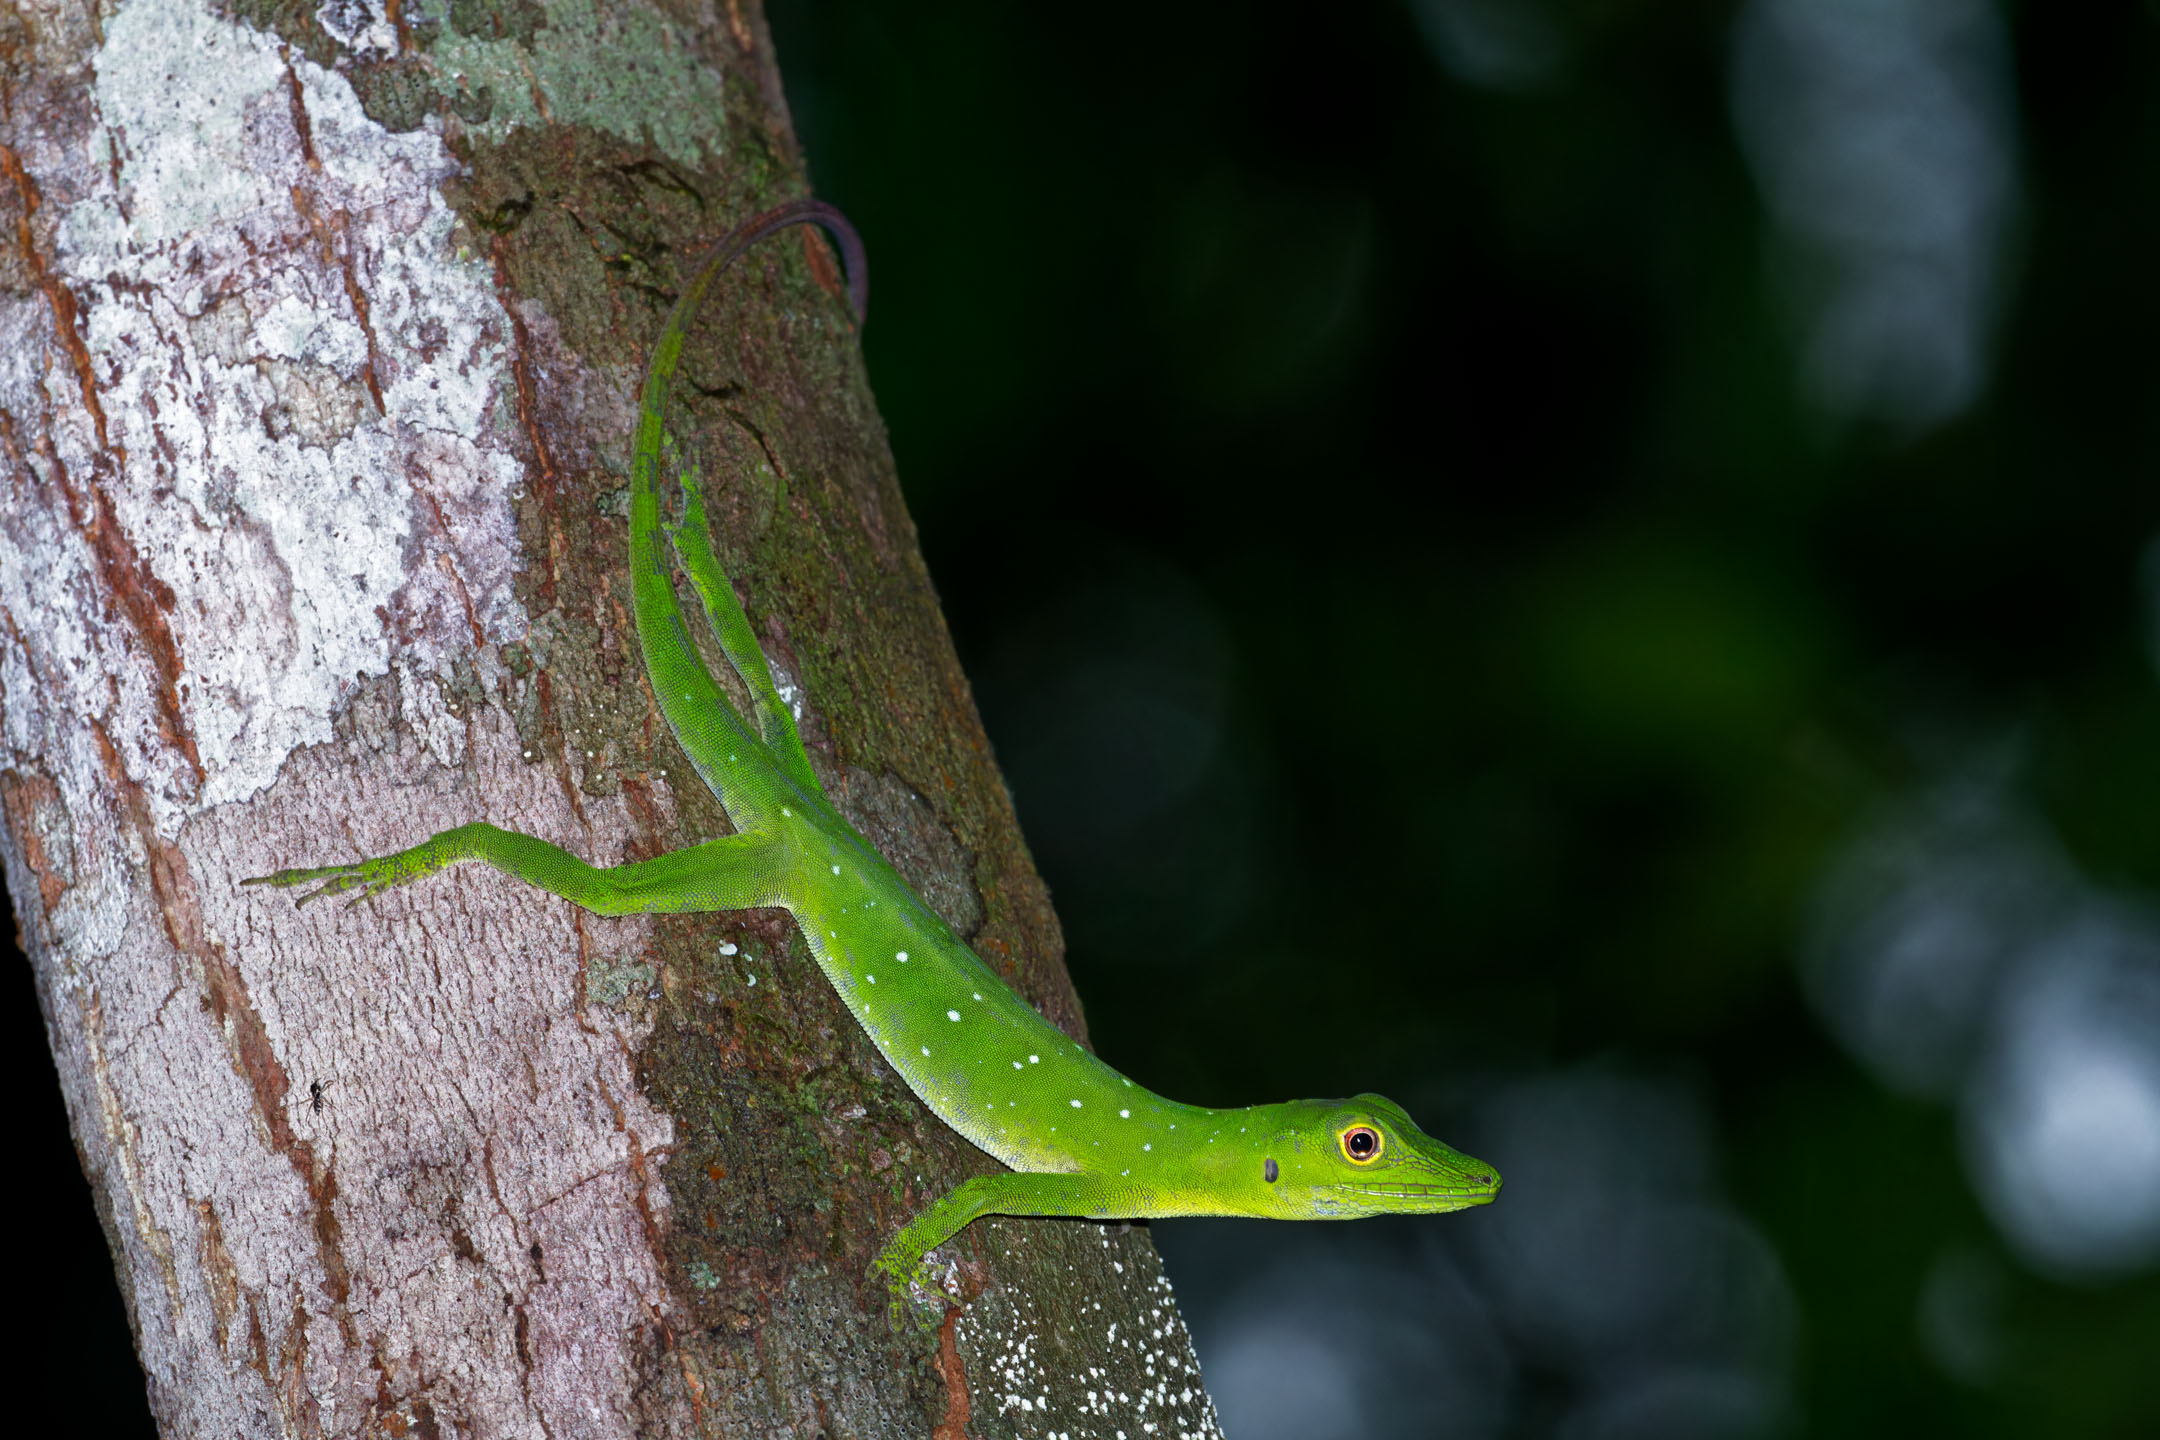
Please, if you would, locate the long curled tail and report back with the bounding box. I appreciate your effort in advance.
[624,199,867,825]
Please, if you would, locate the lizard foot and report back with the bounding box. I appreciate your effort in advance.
[871,1246,958,1336]
[241,848,438,908]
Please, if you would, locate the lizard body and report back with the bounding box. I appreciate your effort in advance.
[246,198,1499,1315]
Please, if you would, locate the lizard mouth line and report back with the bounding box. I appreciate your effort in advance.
[1332,1183,1496,1204]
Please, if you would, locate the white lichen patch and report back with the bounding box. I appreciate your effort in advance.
[316,0,399,57]
[770,662,807,721]
[0,0,530,839]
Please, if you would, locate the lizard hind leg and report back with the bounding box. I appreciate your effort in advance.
[243,824,790,915]
[658,437,825,802]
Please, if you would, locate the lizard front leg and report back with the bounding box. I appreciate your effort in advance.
[874,1171,1153,1324]
[243,824,789,914]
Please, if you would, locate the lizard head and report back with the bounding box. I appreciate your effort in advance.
[1261,1093,1500,1219]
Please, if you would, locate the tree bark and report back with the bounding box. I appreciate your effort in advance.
[0,0,1224,1434]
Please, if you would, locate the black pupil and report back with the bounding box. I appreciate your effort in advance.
[1349,1130,1375,1156]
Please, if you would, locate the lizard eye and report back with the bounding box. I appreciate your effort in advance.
[1341,1125,1383,1164]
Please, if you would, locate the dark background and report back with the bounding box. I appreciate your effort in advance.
[18,1,2160,1434]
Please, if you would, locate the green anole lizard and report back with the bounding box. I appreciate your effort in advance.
[244,198,1500,1320]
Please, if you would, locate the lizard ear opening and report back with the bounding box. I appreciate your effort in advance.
[1263,1157,1279,1184]
[1340,1125,1384,1164]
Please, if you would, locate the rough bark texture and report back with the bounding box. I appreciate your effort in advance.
[0,0,1225,1434]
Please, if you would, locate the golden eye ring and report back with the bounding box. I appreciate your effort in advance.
[1340,1124,1384,1164]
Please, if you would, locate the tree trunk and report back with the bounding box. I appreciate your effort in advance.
[0,0,1224,1434]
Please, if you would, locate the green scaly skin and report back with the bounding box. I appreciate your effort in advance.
[244,198,1501,1323]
